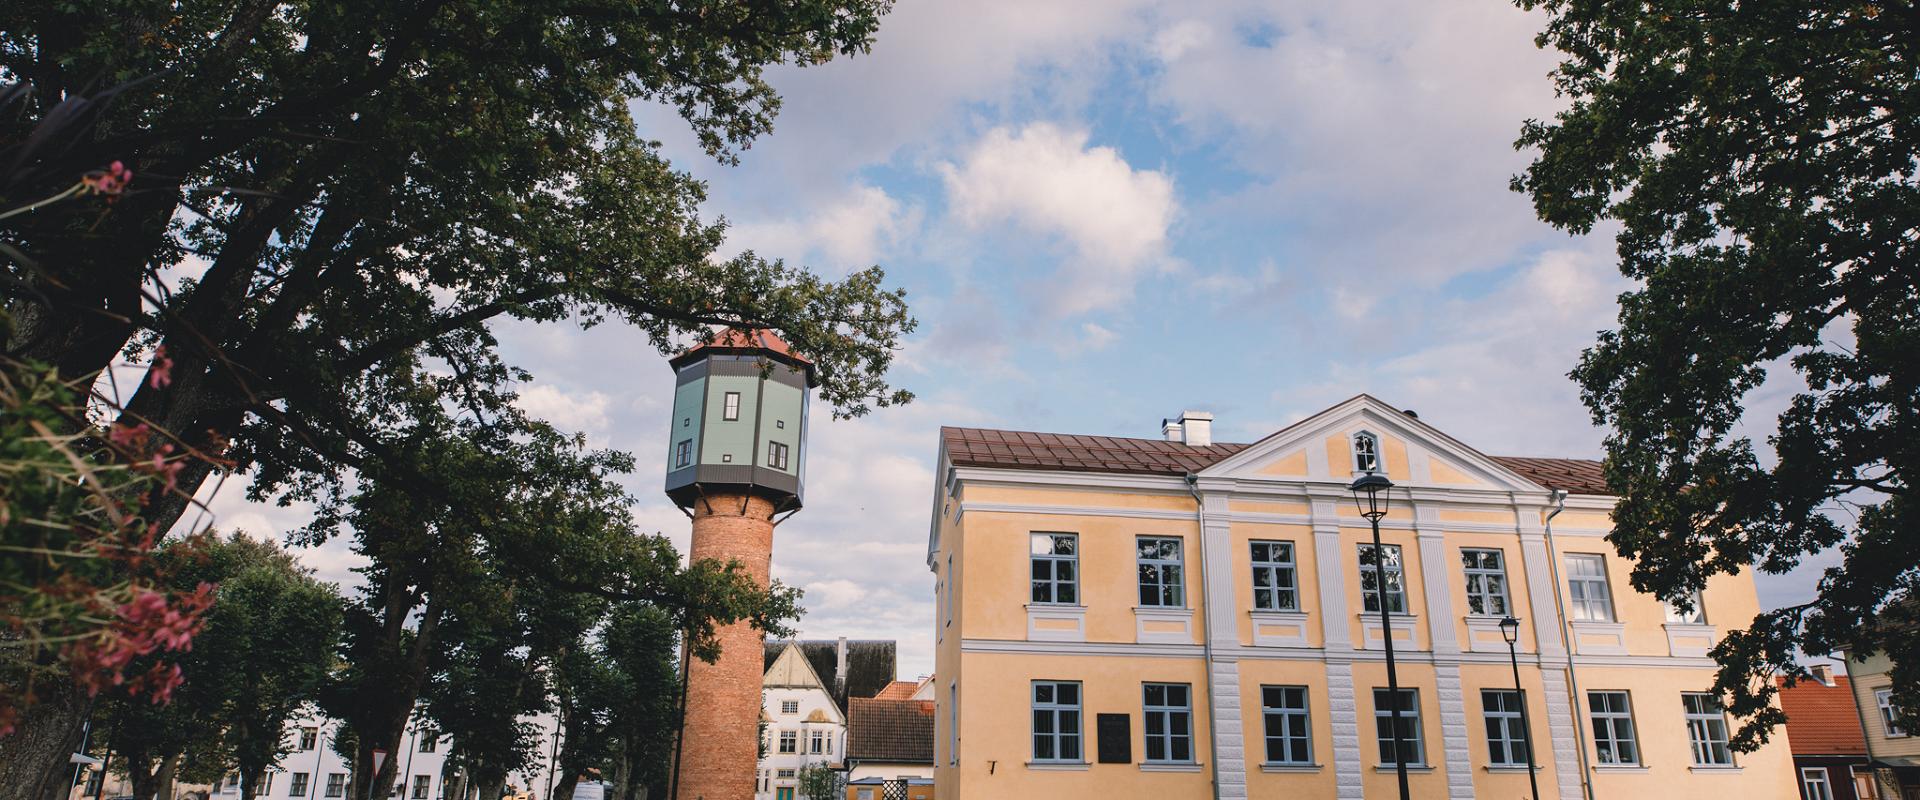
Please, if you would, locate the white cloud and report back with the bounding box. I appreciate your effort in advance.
[941,123,1177,314]
[1053,322,1120,355]
[725,184,919,270]
[515,384,612,435]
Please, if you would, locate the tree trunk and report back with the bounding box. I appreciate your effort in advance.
[475,778,504,800]
[156,753,181,800]
[0,688,90,800]
[124,747,160,800]
[552,774,578,800]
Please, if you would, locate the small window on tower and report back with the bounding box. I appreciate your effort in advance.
[768,441,790,470]
[722,453,732,463]
[674,440,692,469]
[777,420,785,429]
[1353,432,1381,474]
[723,391,741,421]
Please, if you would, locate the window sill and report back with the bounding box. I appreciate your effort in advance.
[1140,762,1203,772]
[1484,765,1536,773]
[1026,761,1089,771]
[1688,765,1742,774]
[1260,763,1323,773]
[1592,764,1649,773]
[1374,764,1434,773]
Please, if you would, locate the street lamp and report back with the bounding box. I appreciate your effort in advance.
[1501,616,1542,800]
[1349,471,1409,800]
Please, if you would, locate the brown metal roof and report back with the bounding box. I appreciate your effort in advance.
[940,426,1612,496]
[845,697,935,765]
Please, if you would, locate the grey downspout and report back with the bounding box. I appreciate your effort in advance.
[1541,489,1595,800]
[1186,473,1223,800]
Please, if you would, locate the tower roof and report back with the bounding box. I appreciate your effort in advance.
[670,328,817,385]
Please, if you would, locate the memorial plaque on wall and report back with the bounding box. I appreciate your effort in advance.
[1096,713,1132,763]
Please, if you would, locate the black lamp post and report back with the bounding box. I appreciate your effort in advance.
[1349,472,1410,800]
[1501,616,1542,800]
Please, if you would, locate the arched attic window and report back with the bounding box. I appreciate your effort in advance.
[1353,431,1381,474]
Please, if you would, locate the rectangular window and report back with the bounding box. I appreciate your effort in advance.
[1030,533,1079,604]
[857,789,874,800]
[723,391,741,421]
[1142,683,1194,763]
[1358,544,1407,614]
[1879,689,1907,737]
[1588,691,1640,765]
[1373,688,1423,766]
[781,700,799,714]
[1803,768,1834,800]
[767,441,789,470]
[674,439,692,469]
[810,730,827,754]
[298,728,318,751]
[1136,537,1184,607]
[776,769,795,779]
[1664,591,1707,624]
[949,682,960,766]
[943,554,954,629]
[289,774,309,798]
[1250,541,1298,611]
[1462,548,1510,616]
[1261,686,1312,765]
[1683,693,1734,765]
[261,775,273,794]
[778,730,798,754]
[411,776,429,800]
[417,735,435,753]
[1565,554,1616,622]
[324,774,346,799]
[1031,681,1083,763]
[1482,690,1529,766]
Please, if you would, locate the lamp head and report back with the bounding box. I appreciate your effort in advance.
[1499,616,1521,645]
[1347,472,1394,520]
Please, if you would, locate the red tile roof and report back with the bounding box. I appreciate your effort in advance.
[681,328,810,364]
[939,426,1612,496]
[845,697,935,764]
[873,680,921,701]
[1780,675,1868,755]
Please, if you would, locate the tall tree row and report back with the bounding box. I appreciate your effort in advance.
[3,0,909,795]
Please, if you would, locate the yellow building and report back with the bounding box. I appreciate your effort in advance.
[924,395,1797,799]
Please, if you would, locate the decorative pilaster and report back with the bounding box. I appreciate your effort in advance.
[1199,490,1249,799]
[1326,661,1365,800]
[1415,508,1460,655]
[1435,664,1476,800]
[1517,530,1567,657]
[1312,498,1351,652]
[1210,658,1249,799]
[1540,669,1585,800]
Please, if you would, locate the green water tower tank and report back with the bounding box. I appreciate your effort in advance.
[663,329,816,511]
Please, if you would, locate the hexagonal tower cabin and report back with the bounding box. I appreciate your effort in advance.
[665,329,814,800]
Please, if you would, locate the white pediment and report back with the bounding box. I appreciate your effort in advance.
[1200,394,1544,492]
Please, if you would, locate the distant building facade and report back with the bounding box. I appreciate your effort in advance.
[1847,651,1920,800]
[925,395,1799,799]
[756,638,896,800]
[845,678,937,797]
[1781,666,1876,800]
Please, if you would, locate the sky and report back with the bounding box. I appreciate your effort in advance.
[205,0,1836,680]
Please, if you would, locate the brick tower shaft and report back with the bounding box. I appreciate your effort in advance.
[676,494,777,800]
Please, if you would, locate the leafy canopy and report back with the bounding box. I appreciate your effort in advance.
[1514,0,1918,749]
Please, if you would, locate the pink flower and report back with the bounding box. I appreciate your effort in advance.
[147,345,173,389]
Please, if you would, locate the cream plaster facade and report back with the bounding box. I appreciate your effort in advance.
[926,396,1797,799]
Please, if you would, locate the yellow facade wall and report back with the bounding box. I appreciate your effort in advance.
[951,652,1211,796]
[1575,666,1798,800]
[1340,525,1429,651]
[958,507,1200,644]
[1236,660,1338,797]
[1227,521,1321,648]
[1440,531,1542,653]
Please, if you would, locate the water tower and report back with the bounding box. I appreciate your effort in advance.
[665,329,813,800]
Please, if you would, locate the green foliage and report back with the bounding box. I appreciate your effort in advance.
[1514,0,1919,750]
[97,533,342,800]
[796,763,843,800]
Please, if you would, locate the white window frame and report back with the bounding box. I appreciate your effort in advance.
[1879,689,1907,737]
[767,440,789,470]
[1802,767,1834,800]
[324,774,346,799]
[1260,685,1312,766]
[1564,554,1616,622]
[778,730,798,754]
[410,776,429,800]
[1030,533,1079,605]
[289,773,309,798]
[1373,687,1424,766]
[1353,431,1381,474]
[1587,690,1640,765]
[1482,689,1529,766]
[1462,548,1511,617]
[722,391,741,421]
[1683,692,1734,765]
[1250,540,1298,611]
[1664,591,1708,624]
[298,727,318,752]
[1136,536,1185,608]
[1143,682,1195,764]
[809,729,827,754]
[780,699,799,715]
[1031,680,1083,763]
[1358,543,1408,615]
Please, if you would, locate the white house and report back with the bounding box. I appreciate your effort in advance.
[205,709,451,800]
[754,639,897,800]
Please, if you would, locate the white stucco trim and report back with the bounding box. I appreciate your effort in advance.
[1025,604,1087,642]
[1248,610,1313,648]
[1134,606,1197,644]
[1209,658,1249,798]
[1540,669,1584,800]
[1326,660,1365,800]
[1662,623,1718,658]
[1435,664,1476,799]
[1568,620,1628,655]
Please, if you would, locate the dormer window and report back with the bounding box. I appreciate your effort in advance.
[1353,432,1381,474]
